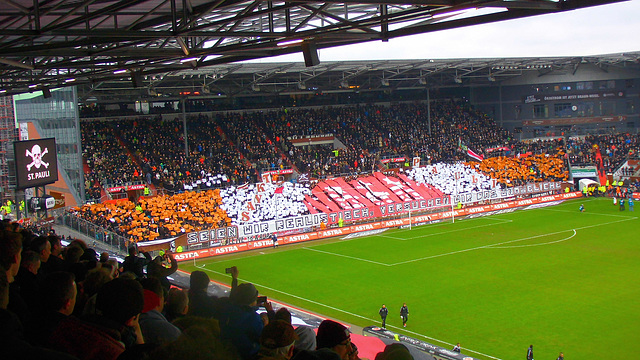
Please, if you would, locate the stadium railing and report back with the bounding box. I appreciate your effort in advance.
[56,211,129,255]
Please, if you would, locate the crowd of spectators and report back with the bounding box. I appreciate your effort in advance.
[74,101,640,244]
[119,116,258,191]
[262,102,510,176]
[72,153,571,244]
[80,101,640,200]
[2,221,413,360]
[407,163,495,195]
[81,121,142,201]
[74,101,582,242]
[80,100,517,196]
[216,112,284,172]
[80,116,259,201]
[72,189,231,243]
[566,134,639,173]
[220,182,311,224]
[467,152,568,187]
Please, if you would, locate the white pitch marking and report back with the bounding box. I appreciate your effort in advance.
[378,217,513,241]
[540,207,638,218]
[193,265,503,360]
[488,229,577,248]
[302,247,391,266]
[390,217,636,266]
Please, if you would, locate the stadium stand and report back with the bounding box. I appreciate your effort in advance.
[6,98,640,360]
[1,220,444,360]
[80,100,517,196]
[81,121,142,201]
[74,100,617,245]
[73,189,231,243]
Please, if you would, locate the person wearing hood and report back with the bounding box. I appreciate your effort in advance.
[218,267,273,359]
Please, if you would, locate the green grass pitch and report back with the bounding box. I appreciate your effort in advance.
[180,197,640,360]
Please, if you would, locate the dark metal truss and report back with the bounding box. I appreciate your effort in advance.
[0,0,628,97]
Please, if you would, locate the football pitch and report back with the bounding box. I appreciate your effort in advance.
[181,197,640,360]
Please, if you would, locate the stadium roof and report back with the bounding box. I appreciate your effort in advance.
[77,52,640,103]
[0,0,631,100]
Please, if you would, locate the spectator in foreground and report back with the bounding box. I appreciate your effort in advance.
[218,281,264,359]
[26,271,77,347]
[257,319,298,360]
[139,277,182,344]
[3,231,33,325]
[188,270,221,318]
[29,236,51,278]
[165,287,189,323]
[0,265,77,360]
[48,278,145,360]
[78,267,113,316]
[41,235,65,274]
[14,250,41,313]
[122,245,152,279]
[293,325,317,354]
[315,319,355,360]
[151,315,240,360]
[375,343,413,360]
[274,307,292,324]
[147,250,178,292]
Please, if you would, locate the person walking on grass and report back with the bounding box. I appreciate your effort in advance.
[379,304,388,329]
[400,303,409,328]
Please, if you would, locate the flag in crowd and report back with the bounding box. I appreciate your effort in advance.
[459,138,484,162]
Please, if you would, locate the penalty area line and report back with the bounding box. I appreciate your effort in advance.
[390,216,636,266]
[379,217,513,241]
[540,207,638,218]
[487,229,577,249]
[302,247,391,266]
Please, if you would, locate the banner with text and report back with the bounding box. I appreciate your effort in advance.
[174,192,582,261]
[451,182,561,205]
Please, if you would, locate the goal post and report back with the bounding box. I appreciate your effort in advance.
[449,195,456,224]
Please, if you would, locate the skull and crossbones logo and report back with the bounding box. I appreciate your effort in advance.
[26,144,49,171]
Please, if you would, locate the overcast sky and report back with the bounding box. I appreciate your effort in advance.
[256,1,640,63]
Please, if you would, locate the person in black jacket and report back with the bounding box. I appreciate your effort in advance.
[146,251,177,293]
[187,269,235,319]
[526,345,534,360]
[122,246,151,279]
[400,303,409,328]
[378,304,388,328]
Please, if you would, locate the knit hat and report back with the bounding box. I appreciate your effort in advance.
[294,325,317,351]
[275,307,292,324]
[190,270,210,291]
[374,343,414,360]
[142,289,161,313]
[230,283,258,306]
[261,320,298,349]
[316,319,350,349]
[96,278,144,325]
